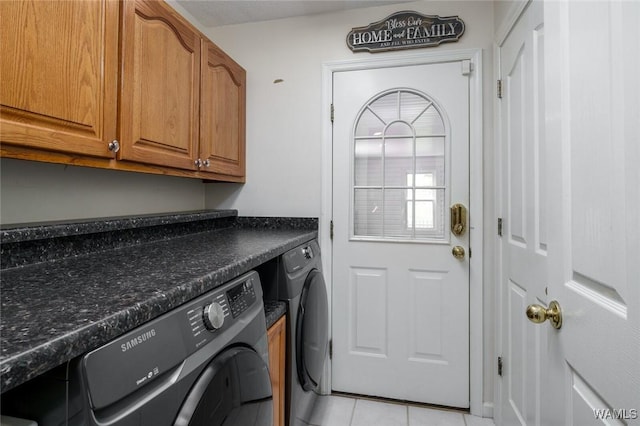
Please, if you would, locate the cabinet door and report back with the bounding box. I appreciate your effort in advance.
[267,316,286,426]
[200,40,246,178]
[0,0,118,158]
[119,0,200,170]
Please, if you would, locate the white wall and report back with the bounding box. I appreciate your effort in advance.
[0,159,205,224]
[183,0,496,413]
[493,0,528,45]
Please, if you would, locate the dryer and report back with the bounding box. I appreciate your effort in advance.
[73,271,272,426]
[266,240,328,426]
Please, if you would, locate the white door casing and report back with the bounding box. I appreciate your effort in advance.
[332,60,470,408]
[497,1,640,425]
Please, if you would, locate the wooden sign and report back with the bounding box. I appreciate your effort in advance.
[347,11,465,53]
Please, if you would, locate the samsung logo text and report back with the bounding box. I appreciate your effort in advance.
[121,329,157,352]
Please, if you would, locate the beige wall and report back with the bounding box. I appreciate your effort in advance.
[0,159,205,224]
[196,1,495,219]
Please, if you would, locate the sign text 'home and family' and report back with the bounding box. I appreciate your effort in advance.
[347,11,465,53]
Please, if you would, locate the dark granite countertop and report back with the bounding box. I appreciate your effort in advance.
[0,212,316,392]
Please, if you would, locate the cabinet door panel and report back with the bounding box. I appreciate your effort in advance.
[0,0,118,157]
[268,316,286,426]
[200,40,246,178]
[119,0,199,170]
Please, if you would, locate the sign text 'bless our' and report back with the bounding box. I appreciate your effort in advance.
[347,11,465,53]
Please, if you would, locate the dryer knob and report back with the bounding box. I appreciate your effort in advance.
[203,302,225,330]
[302,246,313,259]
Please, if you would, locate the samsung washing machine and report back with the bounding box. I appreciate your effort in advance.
[265,240,328,426]
[71,271,273,426]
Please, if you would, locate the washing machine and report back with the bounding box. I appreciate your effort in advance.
[266,240,328,426]
[72,271,272,426]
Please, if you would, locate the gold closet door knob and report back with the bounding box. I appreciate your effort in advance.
[452,246,465,260]
[526,300,563,329]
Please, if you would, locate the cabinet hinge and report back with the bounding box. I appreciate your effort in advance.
[497,218,503,236]
[497,79,503,99]
[330,220,334,240]
[498,356,503,376]
[329,339,333,359]
[330,104,334,123]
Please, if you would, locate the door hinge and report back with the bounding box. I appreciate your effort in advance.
[329,339,333,359]
[498,356,503,376]
[330,220,334,240]
[497,79,503,99]
[330,103,334,123]
[497,218,503,236]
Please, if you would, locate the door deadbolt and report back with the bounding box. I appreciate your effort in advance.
[450,203,467,236]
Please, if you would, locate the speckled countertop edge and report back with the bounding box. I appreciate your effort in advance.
[0,210,238,244]
[0,222,316,392]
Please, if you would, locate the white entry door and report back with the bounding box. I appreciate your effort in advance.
[498,1,640,424]
[331,60,470,408]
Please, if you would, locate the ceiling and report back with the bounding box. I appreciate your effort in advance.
[175,0,415,27]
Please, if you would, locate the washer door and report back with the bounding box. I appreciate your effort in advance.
[296,269,329,392]
[174,346,273,426]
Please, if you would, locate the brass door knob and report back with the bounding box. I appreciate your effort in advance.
[526,300,562,329]
[452,246,465,260]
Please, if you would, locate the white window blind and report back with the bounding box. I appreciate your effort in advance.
[353,89,446,241]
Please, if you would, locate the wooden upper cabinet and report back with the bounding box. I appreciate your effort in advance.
[0,0,118,158]
[200,40,246,178]
[1,0,246,181]
[119,0,200,170]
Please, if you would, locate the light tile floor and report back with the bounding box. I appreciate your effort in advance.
[308,395,496,426]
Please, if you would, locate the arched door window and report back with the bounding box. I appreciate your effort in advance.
[352,88,447,241]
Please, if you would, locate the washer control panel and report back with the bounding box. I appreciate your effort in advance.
[227,276,257,318]
[84,271,262,410]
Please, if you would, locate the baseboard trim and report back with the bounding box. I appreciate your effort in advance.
[483,402,494,419]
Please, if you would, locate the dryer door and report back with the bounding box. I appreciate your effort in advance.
[296,269,329,392]
[174,346,273,426]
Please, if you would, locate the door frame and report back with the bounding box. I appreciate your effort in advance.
[319,48,484,416]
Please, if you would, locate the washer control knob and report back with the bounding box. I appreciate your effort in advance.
[203,302,225,330]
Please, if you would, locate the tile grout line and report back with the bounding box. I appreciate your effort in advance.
[406,404,410,426]
[348,398,358,426]
[325,394,486,426]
